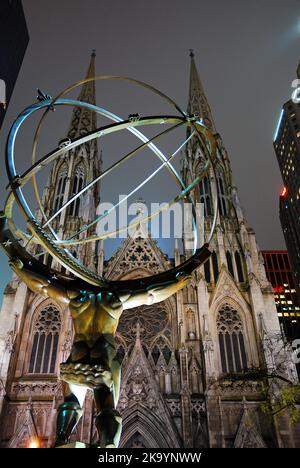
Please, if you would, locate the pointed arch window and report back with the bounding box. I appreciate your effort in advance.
[235,251,245,283]
[212,251,219,283]
[217,170,228,217]
[46,254,52,269]
[162,345,172,365]
[69,165,85,217]
[186,308,196,340]
[151,345,160,365]
[28,304,61,374]
[204,258,211,283]
[199,176,212,216]
[53,166,67,213]
[226,251,234,278]
[217,304,247,373]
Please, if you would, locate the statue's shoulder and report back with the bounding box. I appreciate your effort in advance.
[94,288,121,304]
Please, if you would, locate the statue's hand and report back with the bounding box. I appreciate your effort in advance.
[9,258,24,271]
[176,271,191,281]
[175,271,192,288]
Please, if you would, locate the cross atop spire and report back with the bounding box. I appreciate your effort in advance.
[187,51,215,132]
[67,52,97,139]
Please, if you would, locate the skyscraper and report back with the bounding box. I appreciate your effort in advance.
[262,250,300,377]
[262,251,300,338]
[0,53,299,448]
[0,1,29,129]
[273,65,300,293]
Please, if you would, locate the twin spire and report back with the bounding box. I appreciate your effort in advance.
[67,50,97,139]
[67,49,216,139]
[188,49,215,132]
[77,50,96,105]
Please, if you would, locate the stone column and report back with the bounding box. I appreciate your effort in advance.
[179,347,192,447]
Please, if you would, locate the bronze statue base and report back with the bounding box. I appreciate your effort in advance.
[56,441,90,448]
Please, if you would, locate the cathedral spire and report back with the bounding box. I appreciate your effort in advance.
[187,50,215,132]
[67,50,97,139]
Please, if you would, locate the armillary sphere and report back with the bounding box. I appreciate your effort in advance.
[4,76,219,286]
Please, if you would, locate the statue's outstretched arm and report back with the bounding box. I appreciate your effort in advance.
[0,213,77,305]
[118,244,210,310]
[9,258,74,305]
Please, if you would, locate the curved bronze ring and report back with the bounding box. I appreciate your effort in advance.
[5,77,218,286]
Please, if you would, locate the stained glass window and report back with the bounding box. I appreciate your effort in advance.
[217,303,247,373]
[28,304,61,374]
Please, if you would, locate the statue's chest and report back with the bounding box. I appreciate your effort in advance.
[73,290,122,323]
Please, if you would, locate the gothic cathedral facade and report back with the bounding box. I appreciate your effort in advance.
[0,52,299,448]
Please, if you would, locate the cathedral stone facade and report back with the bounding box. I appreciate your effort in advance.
[0,52,299,448]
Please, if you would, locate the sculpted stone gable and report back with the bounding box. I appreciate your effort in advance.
[118,326,181,448]
[105,226,171,280]
[234,407,267,448]
[7,403,38,448]
[209,267,250,312]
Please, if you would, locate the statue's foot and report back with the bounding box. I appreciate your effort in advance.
[54,437,69,448]
[95,409,122,448]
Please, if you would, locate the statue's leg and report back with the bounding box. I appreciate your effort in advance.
[91,335,122,447]
[94,385,122,448]
[110,356,121,407]
[55,383,86,447]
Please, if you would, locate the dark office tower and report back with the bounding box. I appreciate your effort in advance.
[273,63,300,293]
[0,1,29,129]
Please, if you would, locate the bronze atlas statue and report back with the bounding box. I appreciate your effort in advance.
[0,75,218,447]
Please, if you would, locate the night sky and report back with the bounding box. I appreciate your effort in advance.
[0,0,299,304]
